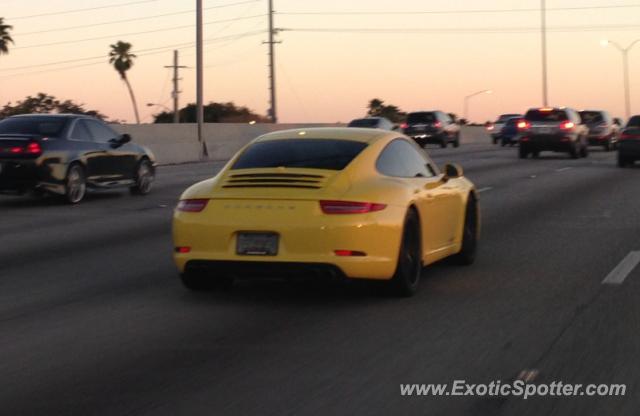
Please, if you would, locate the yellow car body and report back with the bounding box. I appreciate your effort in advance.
[173,127,479,293]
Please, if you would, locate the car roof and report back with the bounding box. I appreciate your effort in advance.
[10,113,95,120]
[254,127,396,144]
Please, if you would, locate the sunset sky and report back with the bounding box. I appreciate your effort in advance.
[1,0,639,124]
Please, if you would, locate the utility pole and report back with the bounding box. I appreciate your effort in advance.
[196,0,208,158]
[541,0,549,106]
[601,39,640,119]
[264,0,280,123]
[164,50,187,123]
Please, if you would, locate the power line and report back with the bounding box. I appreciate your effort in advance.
[13,14,266,50]
[0,30,266,74]
[7,0,157,20]
[14,0,263,36]
[277,3,640,16]
[279,24,640,34]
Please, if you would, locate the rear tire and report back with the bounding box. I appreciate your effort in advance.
[569,142,579,159]
[440,137,447,148]
[453,133,460,148]
[519,146,529,159]
[580,143,589,158]
[64,164,86,204]
[454,195,479,265]
[389,210,422,297]
[618,154,631,168]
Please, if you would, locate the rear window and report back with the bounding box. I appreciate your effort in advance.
[579,111,603,124]
[232,139,368,171]
[498,114,521,122]
[0,117,68,136]
[525,109,568,122]
[627,116,640,127]
[407,112,436,124]
[348,119,378,128]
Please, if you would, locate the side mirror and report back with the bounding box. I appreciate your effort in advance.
[110,134,131,148]
[443,163,463,180]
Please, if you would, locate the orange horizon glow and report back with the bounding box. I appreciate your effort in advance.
[1,0,639,124]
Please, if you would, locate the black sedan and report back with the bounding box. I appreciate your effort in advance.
[618,115,640,167]
[0,114,155,203]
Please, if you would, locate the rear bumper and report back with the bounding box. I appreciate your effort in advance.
[619,141,640,158]
[588,134,609,145]
[184,260,346,281]
[172,199,405,280]
[0,159,39,192]
[408,132,445,145]
[520,134,575,151]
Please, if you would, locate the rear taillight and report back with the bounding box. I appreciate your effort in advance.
[320,200,387,214]
[517,120,530,131]
[7,141,42,155]
[176,199,209,212]
[433,121,442,128]
[620,133,640,140]
[400,123,408,130]
[486,124,495,131]
[560,121,575,130]
[26,142,42,155]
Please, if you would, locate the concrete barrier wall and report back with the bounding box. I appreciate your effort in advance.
[112,123,490,165]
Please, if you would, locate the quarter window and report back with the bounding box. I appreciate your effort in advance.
[85,120,118,143]
[376,139,434,178]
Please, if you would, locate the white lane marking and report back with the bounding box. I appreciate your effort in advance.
[529,175,537,179]
[556,167,572,172]
[477,187,493,193]
[602,251,640,285]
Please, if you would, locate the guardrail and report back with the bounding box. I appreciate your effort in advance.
[112,123,490,165]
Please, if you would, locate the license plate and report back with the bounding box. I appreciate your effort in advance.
[539,127,553,134]
[236,232,279,256]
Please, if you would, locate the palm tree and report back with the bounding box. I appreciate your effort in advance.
[0,18,14,55]
[109,41,140,124]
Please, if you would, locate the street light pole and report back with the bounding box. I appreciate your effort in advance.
[541,0,549,106]
[196,0,208,159]
[601,39,640,120]
[463,89,492,122]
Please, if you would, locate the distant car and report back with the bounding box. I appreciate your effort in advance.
[499,117,522,146]
[173,127,479,296]
[579,110,620,151]
[618,115,640,167]
[0,114,156,203]
[402,111,460,148]
[487,114,522,144]
[347,117,397,131]
[517,107,589,159]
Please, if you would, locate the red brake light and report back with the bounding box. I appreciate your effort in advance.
[517,120,530,131]
[433,121,442,128]
[400,123,408,129]
[560,121,575,130]
[620,133,640,140]
[176,199,209,212]
[320,200,387,214]
[10,146,22,154]
[26,142,42,155]
[175,247,191,253]
[334,250,366,257]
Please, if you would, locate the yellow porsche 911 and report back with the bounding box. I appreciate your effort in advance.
[173,128,479,296]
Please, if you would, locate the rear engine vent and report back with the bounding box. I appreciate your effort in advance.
[223,173,326,189]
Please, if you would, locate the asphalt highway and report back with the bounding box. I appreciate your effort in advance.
[1,138,639,415]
